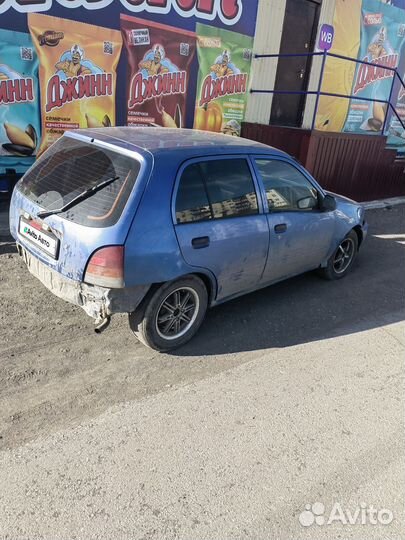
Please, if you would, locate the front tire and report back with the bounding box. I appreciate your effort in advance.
[129,275,208,351]
[318,230,358,280]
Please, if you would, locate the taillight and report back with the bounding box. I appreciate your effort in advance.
[84,246,124,288]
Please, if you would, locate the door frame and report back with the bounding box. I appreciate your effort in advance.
[270,0,322,127]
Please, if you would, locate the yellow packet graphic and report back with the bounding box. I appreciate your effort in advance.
[28,13,122,154]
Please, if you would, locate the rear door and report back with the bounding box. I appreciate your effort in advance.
[251,156,336,283]
[173,156,270,301]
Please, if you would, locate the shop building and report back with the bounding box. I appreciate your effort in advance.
[1,0,404,201]
[245,0,405,201]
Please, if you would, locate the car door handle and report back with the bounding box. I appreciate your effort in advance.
[274,223,287,234]
[192,236,210,249]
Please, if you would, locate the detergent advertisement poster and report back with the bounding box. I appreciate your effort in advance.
[0,0,259,170]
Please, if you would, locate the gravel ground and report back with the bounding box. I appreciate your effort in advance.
[0,205,403,539]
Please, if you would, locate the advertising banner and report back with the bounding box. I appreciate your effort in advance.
[343,0,405,135]
[0,29,40,168]
[193,23,253,136]
[29,13,122,154]
[316,0,405,148]
[0,0,259,172]
[121,15,196,128]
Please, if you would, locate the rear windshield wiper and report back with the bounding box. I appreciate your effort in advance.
[37,176,120,219]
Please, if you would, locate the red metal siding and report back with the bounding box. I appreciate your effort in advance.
[242,123,405,201]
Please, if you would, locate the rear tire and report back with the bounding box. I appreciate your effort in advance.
[129,275,208,352]
[318,230,358,280]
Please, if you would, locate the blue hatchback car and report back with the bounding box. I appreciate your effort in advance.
[10,128,368,351]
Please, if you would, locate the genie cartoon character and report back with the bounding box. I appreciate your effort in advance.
[210,50,236,78]
[139,45,169,77]
[368,27,393,59]
[55,44,92,77]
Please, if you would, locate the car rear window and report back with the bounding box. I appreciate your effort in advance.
[18,136,140,228]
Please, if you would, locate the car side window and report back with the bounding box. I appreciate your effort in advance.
[200,159,258,219]
[255,159,319,212]
[176,159,258,224]
[175,163,212,224]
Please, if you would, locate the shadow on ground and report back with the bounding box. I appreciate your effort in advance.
[0,206,403,449]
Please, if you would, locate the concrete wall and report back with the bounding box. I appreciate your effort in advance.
[246,0,337,127]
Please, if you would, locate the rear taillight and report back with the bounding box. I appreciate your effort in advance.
[84,246,124,288]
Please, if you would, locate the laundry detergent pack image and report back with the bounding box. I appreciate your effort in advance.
[193,24,254,137]
[0,28,40,166]
[28,13,122,154]
[343,0,405,135]
[120,14,196,129]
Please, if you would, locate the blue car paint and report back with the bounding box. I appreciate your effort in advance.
[172,154,270,300]
[10,132,154,282]
[9,127,367,314]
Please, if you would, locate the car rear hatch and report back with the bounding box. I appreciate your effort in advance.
[9,132,152,282]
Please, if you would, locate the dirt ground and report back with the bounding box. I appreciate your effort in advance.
[0,205,404,452]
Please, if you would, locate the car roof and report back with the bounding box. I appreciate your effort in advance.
[70,127,288,159]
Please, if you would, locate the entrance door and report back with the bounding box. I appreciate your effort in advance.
[270,0,321,127]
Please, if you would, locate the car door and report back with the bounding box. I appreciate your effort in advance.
[251,156,336,284]
[173,156,270,301]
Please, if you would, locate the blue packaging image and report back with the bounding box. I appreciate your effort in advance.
[343,0,405,135]
[0,28,40,171]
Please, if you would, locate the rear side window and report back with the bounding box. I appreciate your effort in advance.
[175,163,212,224]
[175,158,258,224]
[18,136,140,228]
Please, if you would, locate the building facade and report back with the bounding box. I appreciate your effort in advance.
[1,0,405,199]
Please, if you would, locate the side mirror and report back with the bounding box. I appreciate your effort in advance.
[297,196,318,210]
[321,194,337,212]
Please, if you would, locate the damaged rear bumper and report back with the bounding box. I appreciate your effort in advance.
[18,245,150,320]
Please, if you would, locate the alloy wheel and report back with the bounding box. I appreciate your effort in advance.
[155,287,200,340]
[333,238,355,274]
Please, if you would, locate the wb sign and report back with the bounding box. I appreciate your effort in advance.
[318,24,334,51]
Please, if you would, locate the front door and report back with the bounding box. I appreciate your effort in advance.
[251,156,335,283]
[270,0,321,127]
[174,157,269,301]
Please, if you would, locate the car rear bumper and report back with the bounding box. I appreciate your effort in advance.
[18,244,150,319]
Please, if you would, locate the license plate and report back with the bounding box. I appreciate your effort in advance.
[19,217,59,259]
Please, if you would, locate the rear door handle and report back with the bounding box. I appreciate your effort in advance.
[192,236,210,249]
[274,223,287,234]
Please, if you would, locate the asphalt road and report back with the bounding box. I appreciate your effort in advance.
[0,205,404,540]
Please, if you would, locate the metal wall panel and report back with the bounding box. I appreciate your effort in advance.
[242,122,405,200]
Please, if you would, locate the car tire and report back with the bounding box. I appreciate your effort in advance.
[129,275,208,352]
[318,229,359,280]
